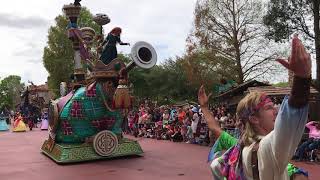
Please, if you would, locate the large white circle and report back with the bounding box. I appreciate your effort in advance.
[131,41,157,69]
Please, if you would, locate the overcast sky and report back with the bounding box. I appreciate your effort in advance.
[0,0,197,85]
[0,0,316,86]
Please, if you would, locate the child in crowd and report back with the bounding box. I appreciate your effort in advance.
[171,126,183,142]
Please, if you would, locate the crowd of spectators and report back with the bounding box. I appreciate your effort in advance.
[123,99,320,161]
[124,102,239,146]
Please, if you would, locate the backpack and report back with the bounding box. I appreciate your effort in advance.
[210,142,260,180]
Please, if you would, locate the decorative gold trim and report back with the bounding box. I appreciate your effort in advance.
[87,71,118,80]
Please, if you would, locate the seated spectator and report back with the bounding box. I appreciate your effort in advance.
[162,109,170,128]
[138,125,146,137]
[293,121,320,161]
[152,108,162,122]
[161,125,173,140]
[145,128,154,138]
[172,126,183,142]
[155,124,163,140]
[141,108,152,124]
[169,108,177,123]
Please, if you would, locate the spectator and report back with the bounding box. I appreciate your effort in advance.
[219,111,228,129]
[162,109,170,128]
[191,107,200,144]
[172,126,183,142]
[293,121,320,161]
[177,107,186,125]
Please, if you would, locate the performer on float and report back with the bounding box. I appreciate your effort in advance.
[199,35,311,179]
[0,112,9,131]
[13,112,27,132]
[40,111,49,130]
[99,27,130,65]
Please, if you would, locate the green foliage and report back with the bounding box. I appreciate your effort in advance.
[127,50,236,104]
[127,57,199,105]
[273,81,289,87]
[264,0,320,90]
[181,49,238,93]
[43,7,100,96]
[117,53,131,65]
[0,75,24,110]
[263,0,313,42]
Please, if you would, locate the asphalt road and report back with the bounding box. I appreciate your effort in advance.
[0,129,319,180]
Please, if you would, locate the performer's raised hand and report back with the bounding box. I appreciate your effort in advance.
[276,34,311,78]
[198,85,212,108]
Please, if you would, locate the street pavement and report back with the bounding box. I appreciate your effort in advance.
[0,129,319,180]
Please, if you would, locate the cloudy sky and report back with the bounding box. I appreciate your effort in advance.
[0,0,317,86]
[0,0,197,85]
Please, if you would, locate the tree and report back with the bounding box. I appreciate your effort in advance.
[127,57,200,104]
[187,0,279,84]
[0,75,24,110]
[43,7,100,96]
[159,58,198,101]
[263,0,320,89]
[181,49,237,93]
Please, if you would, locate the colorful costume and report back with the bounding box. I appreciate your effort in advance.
[40,112,49,130]
[0,115,9,131]
[13,115,27,132]
[100,33,128,65]
[208,130,308,179]
[209,73,311,179]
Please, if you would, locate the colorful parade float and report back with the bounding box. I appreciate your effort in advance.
[41,1,157,164]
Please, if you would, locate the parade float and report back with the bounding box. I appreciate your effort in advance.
[41,1,157,164]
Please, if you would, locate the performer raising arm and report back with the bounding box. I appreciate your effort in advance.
[199,34,311,180]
